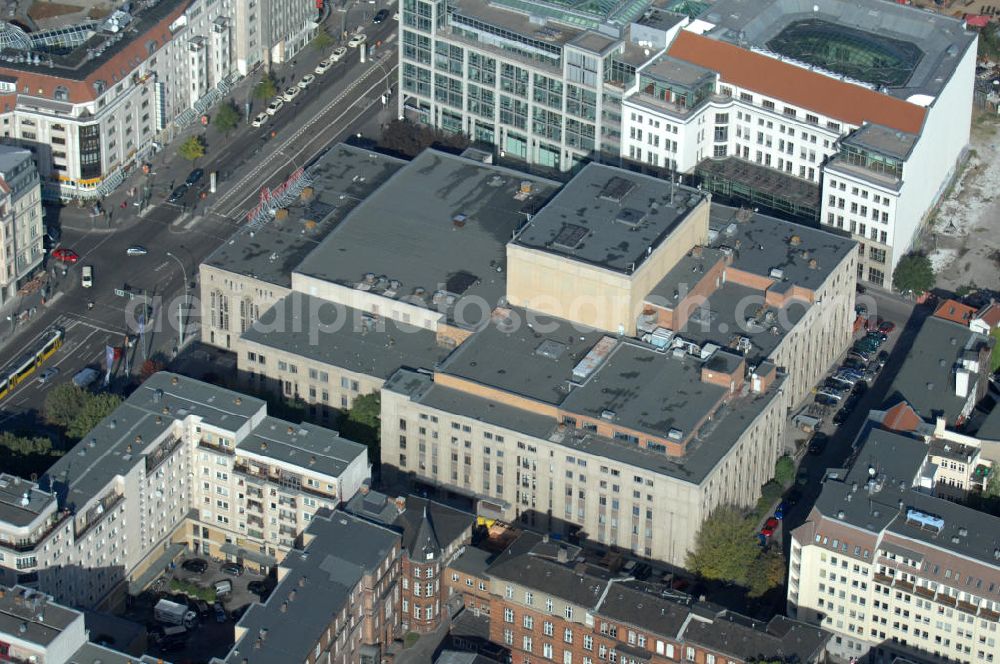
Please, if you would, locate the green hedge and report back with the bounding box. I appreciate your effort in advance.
[168,578,216,602]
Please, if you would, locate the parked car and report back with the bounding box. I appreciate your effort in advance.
[826,376,854,391]
[181,558,208,574]
[265,98,284,115]
[37,368,60,384]
[373,8,389,23]
[126,246,148,256]
[848,350,872,364]
[168,184,188,202]
[842,357,866,371]
[815,393,840,406]
[314,59,332,74]
[796,468,810,485]
[52,247,79,263]
[220,562,244,576]
[878,320,896,334]
[297,74,315,89]
[185,168,204,186]
[761,517,779,537]
[633,563,652,580]
[329,46,347,62]
[213,579,233,596]
[282,86,300,102]
[817,387,845,402]
[774,502,788,520]
[876,350,890,367]
[808,433,828,455]
[81,265,93,288]
[214,602,227,623]
[247,580,268,596]
[348,33,367,48]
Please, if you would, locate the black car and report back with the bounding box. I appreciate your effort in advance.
[808,433,828,455]
[833,408,850,425]
[221,562,244,576]
[186,168,204,186]
[373,8,389,23]
[876,350,890,367]
[168,184,188,203]
[181,558,208,574]
[633,563,652,580]
[247,580,269,596]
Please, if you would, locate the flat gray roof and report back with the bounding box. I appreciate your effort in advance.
[203,145,406,287]
[886,316,991,424]
[647,247,727,304]
[68,643,164,664]
[642,55,715,87]
[696,0,975,99]
[240,417,367,480]
[0,586,78,647]
[816,426,1000,569]
[43,373,266,512]
[975,403,1000,442]
[295,150,558,328]
[684,614,828,662]
[842,123,918,161]
[242,292,453,380]
[0,474,55,528]
[514,163,706,273]
[708,203,855,292]
[437,308,611,405]
[223,511,398,664]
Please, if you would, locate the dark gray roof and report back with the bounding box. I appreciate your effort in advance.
[0,586,79,647]
[708,204,855,292]
[242,292,452,380]
[437,308,611,405]
[647,247,726,304]
[294,149,558,328]
[696,0,975,100]
[68,643,167,664]
[204,145,405,287]
[43,373,266,511]
[683,613,829,662]
[239,416,367,479]
[223,511,399,664]
[435,651,499,664]
[886,316,991,423]
[450,546,494,577]
[514,163,708,273]
[345,491,473,558]
[487,547,612,609]
[816,426,1000,568]
[643,55,715,87]
[975,404,1000,442]
[598,583,690,637]
[0,474,56,528]
[842,123,918,161]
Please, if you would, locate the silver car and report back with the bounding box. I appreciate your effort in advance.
[126,246,148,256]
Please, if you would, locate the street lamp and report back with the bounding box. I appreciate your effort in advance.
[166,251,189,349]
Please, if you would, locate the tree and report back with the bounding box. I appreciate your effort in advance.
[985,470,1000,500]
[686,506,759,583]
[66,392,122,440]
[178,136,206,162]
[140,358,167,381]
[892,253,935,294]
[45,383,88,427]
[746,549,786,597]
[312,29,335,50]
[213,101,240,134]
[774,455,795,487]
[0,431,53,456]
[340,392,381,462]
[254,72,278,101]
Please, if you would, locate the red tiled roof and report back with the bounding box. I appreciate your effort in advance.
[975,302,1000,327]
[933,299,977,324]
[882,401,922,432]
[965,14,991,28]
[666,31,928,135]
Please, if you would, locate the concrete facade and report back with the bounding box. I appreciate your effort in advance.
[0,147,43,305]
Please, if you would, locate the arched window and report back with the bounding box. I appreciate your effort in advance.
[53,85,69,101]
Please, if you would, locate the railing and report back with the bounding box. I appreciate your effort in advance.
[233,462,334,501]
[74,492,124,539]
[145,436,182,473]
[0,510,71,552]
[199,438,235,455]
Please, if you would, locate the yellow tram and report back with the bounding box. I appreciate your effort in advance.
[0,326,64,401]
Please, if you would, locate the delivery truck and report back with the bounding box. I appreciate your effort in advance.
[154,598,197,627]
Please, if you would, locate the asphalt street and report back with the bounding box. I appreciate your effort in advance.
[0,12,399,430]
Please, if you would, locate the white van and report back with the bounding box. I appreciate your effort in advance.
[81,265,93,288]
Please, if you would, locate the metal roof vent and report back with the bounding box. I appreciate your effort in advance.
[958,527,968,536]
[668,428,683,441]
[789,234,802,246]
[769,268,784,279]
[601,410,615,420]
[837,510,845,519]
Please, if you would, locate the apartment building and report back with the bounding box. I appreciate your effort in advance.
[400,0,975,285]
[0,0,315,201]
[212,510,402,664]
[0,146,43,306]
[0,372,369,610]
[788,425,1000,664]
[0,584,168,664]
[445,531,830,664]
[346,490,475,633]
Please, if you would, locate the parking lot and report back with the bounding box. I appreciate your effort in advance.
[123,553,274,662]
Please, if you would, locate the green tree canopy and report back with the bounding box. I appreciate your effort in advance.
[312,29,335,50]
[747,549,786,597]
[892,253,935,294]
[45,383,88,427]
[340,392,381,462]
[178,135,206,161]
[213,101,240,134]
[686,506,759,583]
[66,393,123,440]
[254,72,278,101]
[0,431,53,456]
[774,455,795,487]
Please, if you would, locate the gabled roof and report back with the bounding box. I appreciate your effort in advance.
[666,30,927,135]
[881,400,923,433]
[933,299,977,324]
[975,302,1000,328]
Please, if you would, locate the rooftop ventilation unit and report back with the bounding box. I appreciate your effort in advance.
[667,428,683,441]
[769,268,784,279]
[571,336,617,382]
[905,508,944,532]
[601,410,616,421]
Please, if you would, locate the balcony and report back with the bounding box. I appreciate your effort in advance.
[233,461,332,500]
[74,491,125,539]
[199,437,235,455]
[145,435,182,473]
[246,500,264,514]
[874,573,894,586]
[913,586,935,599]
[0,510,71,552]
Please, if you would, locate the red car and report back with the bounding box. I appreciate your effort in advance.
[51,247,79,263]
[761,517,780,537]
[878,321,896,334]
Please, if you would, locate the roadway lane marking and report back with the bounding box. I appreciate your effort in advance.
[183,215,201,230]
[47,292,64,306]
[212,53,396,217]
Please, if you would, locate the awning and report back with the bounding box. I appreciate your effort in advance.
[129,542,186,594]
[220,542,277,567]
